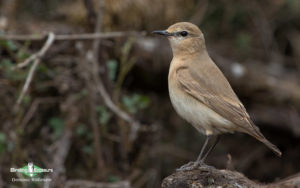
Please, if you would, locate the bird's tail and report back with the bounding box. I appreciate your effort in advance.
[255,133,282,156]
[246,121,282,156]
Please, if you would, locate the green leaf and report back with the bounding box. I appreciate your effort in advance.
[0,132,6,153]
[0,133,5,142]
[137,95,150,109]
[7,141,14,152]
[106,60,118,81]
[48,117,64,139]
[80,89,88,96]
[122,95,136,114]
[0,58,13,69]
[76,124,88,136]
[235,32,252,51]
[0,40,18,51]
[1,58,28,81]
[108,176,119,182]
[122,94,150,114]
[82,145,93,154]
[96,105,112,125]
[23,95,31,105]
[16,50,30,60]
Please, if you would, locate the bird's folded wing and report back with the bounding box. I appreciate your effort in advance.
[176,66,254,132]
[176,66,282,156]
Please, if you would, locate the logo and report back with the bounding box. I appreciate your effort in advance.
[10,162,53,182]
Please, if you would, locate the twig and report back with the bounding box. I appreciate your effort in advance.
[0,31,146,41]
[13,53,37,69]
[94,74,141,140]
[114,38,136,101]
[87,3,140,141]
[14,32,55,110]
[77,42,106,179]
[65,180,131,188]
[92,55,141,140]
[20,97,58,129]
[89,0,106,180]
[47,97,79,186]
[83,0,97,27]
[49,125,72,185]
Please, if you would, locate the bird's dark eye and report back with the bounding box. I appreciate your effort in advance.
[180,31,188,37]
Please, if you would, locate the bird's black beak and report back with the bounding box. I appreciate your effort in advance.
[152,30,173,36]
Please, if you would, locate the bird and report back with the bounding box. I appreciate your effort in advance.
[152,22,281,169]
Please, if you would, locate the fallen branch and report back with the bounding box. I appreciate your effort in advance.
[14,32,55,110]
[0,31,146,41]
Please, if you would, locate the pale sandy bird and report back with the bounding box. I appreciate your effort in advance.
[153,22,281,167]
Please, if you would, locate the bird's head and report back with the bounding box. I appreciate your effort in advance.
[152,22,206,56]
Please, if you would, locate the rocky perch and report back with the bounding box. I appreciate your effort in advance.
[161,164,300,188]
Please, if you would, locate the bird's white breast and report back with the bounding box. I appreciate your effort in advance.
[168,65,233,135]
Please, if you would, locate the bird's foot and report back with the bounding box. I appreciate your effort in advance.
[176,161,204,171]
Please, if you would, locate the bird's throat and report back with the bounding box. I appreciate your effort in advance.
[170,38,206,58]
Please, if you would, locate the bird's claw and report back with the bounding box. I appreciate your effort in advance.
[176,161,203,171]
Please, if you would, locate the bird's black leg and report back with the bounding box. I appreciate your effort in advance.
[200,135,221,162]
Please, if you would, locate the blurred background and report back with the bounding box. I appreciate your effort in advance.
[1,0,300,187]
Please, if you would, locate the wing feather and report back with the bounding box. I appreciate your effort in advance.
[176,66,251,131]
[176,66,281,156]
